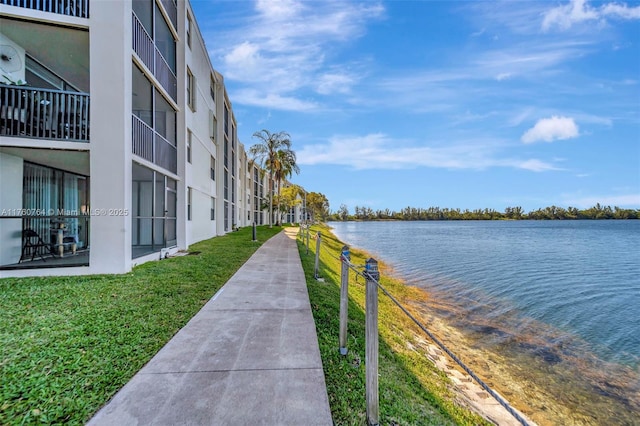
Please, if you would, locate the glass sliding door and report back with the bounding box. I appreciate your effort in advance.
[4,162,91,268]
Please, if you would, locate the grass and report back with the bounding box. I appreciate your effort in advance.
[0,225,282,425]
[298,224,490,425]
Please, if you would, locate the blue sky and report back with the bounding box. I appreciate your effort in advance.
[191,0,640,213]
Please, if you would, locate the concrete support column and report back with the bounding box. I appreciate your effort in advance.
[88,0,132,273]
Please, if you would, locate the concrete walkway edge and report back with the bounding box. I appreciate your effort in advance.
[88,228,333,425]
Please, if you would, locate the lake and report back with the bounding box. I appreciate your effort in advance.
[328,220,640,423]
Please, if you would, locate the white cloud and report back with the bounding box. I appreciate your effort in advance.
[521,116,579,143]
[542,0,640,31]
[316,72,356,95]
[508,108,534,127]
[600,3,640,19]
[215,0,384,110]
[297,133,560,172]
[517,159,562,172]
[255,0,302,20]
[233,89,318,112]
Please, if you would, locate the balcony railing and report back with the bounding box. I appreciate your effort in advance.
[0,84,89,142]
[132,115,177,174]
[132,13,177,102]
[0,0,89,18]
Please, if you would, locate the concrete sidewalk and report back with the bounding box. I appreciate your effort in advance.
[88,228,333,426]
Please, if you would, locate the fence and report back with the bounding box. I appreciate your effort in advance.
[299,226,530,426]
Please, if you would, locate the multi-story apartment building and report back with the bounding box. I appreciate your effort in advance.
[0,0,287,278]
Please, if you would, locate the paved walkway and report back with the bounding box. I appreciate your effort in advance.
[88,228,333,426]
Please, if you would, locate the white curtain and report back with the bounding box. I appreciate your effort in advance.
[23,163,53,241]
[23,163,81,245]
[63,173,79,239]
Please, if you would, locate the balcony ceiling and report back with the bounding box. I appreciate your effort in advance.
[0,17,89,92]
[0,147,89,176]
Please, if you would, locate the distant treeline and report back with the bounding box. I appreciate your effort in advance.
[328,203,639,221]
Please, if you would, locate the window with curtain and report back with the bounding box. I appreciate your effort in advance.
[22,162,89,249]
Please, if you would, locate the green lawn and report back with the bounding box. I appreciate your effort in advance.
[298,224,490,425]
[0,225,282,425]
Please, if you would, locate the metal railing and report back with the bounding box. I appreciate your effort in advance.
[132,12,154,73]
[132,115,177,174]
[0,84,89,142]
[132,12,177,102]
[0,0,89,18]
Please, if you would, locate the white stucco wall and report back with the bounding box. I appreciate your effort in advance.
[184,3,220,245]
[0,152,24,265]
[88,0,132,273]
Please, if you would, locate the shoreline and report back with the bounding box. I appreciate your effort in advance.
[403,277,640,426]
[325,224,640,426]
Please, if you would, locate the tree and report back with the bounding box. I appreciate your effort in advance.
[277,184,304,224]
[337,204,349,221]
[306,192,330,222]
[273,149,300,225]
[249,130,293,227]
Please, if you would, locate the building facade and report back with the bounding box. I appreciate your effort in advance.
[0,0,290,278]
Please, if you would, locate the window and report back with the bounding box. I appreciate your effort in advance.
[187,68,195,111]
[224,172,228,200]
[132,65,153,126]
[209,110,216,140]
[210,75,215,102]
[155,2,176,74]
[211,197,215,220]
[187,130,192,163]
[210,156,215,180]
[186,13,192,48]
[187,187,192,221]
[155,88,176,145]
[224,103,229,136]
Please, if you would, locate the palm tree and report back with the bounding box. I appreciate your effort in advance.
[273,149,300,225]
[249,130,293,227]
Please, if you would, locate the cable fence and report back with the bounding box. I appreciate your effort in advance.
[298,225,530,426]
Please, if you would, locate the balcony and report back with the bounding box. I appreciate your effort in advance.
[132,115,177,174]
[0,214,90,270]
[0,83,89,142]
[132,12,177,102]
[0,0,89,18]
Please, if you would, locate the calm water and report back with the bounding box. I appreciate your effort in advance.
[329,220,640,421]
[329,220,640,365]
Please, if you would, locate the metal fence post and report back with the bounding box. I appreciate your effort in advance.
[339,245,350,355]
[306,225,310,255]
[314,231,322,280]
[365,257,380,426]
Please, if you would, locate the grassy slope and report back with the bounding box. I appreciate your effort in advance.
[0,226,282,425]
[298,224,490,426]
